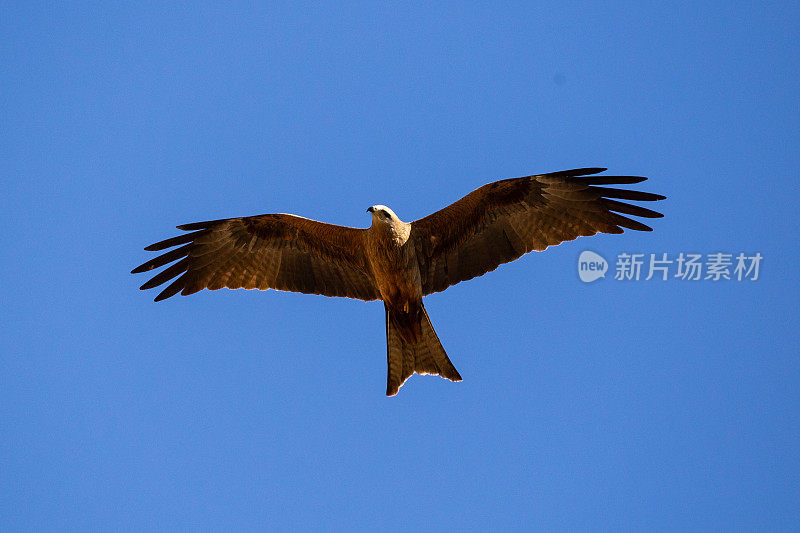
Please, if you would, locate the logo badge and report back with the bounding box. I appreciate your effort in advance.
[578,251,608,283]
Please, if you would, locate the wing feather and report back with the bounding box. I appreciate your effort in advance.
[411,168,665,294]
[133,213,379,301]
[144,231,206,251]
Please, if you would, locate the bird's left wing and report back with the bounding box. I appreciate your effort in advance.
[132,213,379,302]
[410,168,666,295]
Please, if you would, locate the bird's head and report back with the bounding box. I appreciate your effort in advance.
[366,205,401,225]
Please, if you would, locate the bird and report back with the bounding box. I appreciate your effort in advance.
[132,167,665,396]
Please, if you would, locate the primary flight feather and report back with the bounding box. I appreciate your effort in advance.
[133,168,665,395]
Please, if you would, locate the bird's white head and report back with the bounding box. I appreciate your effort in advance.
[366,204,402,225]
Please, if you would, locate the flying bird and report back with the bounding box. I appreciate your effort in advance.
[132,168,665,396]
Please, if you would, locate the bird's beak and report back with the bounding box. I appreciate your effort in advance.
[366,206,374,213]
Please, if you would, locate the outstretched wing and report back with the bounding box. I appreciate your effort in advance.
[132,214,379,302]
[410,168,665,295]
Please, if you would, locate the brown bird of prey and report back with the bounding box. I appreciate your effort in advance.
[133,168,664,396]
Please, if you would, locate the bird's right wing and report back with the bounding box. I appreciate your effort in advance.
[410,168,665,295]
[132,213,380,302]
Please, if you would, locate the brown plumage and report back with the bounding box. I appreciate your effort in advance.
[132,167,665,396]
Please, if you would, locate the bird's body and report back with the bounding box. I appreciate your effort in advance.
[362,206,459,393]
[133,168,665,395]
[364,206,420,308]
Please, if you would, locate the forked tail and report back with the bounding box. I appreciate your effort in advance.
[385,302,462,396]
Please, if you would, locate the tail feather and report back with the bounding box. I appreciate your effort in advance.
[385,303,462,396]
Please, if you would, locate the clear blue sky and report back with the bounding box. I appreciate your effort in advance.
[2,2,799,530]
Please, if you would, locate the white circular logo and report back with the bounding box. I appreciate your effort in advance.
[578,251,608,283]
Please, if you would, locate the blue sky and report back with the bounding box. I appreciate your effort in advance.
[2,2,799,530]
